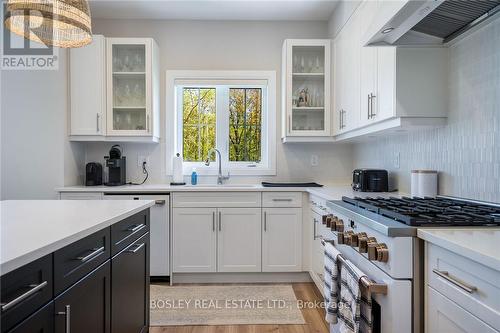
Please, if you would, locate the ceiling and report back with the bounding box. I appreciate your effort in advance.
[89,0,339,21]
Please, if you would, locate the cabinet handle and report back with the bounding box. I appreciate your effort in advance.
[56,305,71,333]
[367,94,371,119]
[212,212,215,232]
[272,198,293,202]
[432,269,477,294]
[0,280,48,311]
[127,243,145,253]
[288,115,291,133]
[218,211,222,231]
[127,224,146,233]
[146,114,150,132]
[313,218,318,240]
[75,246,105,262]
[370,93,376,118]
[339,109,342,129]
[264,211,267,232]
[96,113,100,132]
[155,199,165,205]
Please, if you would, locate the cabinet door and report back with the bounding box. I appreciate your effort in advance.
[343,11,361,132]
[172,208,217,272]
[376,47,396,121]
[217,208,261,272]
[70,35,106,136]
[426,286,499,333]
[106,38,152,136]
[262,208,302,272]
[284,39,331,137]
[332,35,344,135]
[111,233,149,333]
[55,262,111,333]
[6,302,54,333]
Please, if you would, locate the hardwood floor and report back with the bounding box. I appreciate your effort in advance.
[149,283,329,333]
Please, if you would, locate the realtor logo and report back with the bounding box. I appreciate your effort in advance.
[1,1,59,70]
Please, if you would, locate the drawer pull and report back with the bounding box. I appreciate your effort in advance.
[432,269,477,294]
[127,224,146,233]
[56,305,71,333]
[1,280,48,312]
[127,243,145,254]
[75,246,105,262]
[272,198,293,202]
[155,200,166,205]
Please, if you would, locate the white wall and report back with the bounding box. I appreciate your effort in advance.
[85,19,354,185]
[1,51,85,199]
[353,18,500,202]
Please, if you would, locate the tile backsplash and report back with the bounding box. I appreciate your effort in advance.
[353,18,500,203]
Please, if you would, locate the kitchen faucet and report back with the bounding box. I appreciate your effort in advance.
[205,148,230,185]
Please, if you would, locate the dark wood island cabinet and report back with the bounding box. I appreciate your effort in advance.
[1,208,151,333]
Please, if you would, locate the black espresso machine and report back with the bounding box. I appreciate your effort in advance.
[104,145,126,186]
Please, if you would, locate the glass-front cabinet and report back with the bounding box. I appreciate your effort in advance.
[107,38,159,139]
[282,39,331,142]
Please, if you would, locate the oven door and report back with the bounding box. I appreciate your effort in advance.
[328,243,413,333]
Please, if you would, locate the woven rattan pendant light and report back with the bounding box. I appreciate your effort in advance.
[4,0,92,48]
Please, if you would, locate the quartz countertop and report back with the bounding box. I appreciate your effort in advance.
[418,228,500,272]
[0,200,155,275]
[56,183,406,199]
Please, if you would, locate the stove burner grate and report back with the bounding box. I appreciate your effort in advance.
[341,196,500,226]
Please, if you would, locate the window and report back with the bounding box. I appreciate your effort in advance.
[167,71,276,176]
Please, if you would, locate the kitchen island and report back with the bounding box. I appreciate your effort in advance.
[0,200,154,333]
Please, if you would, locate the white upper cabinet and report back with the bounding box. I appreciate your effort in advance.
[70,35,106,137]
[332,0,448,141]
[281,39,333,142]
[106,38,159,140]
[69,36,160,142]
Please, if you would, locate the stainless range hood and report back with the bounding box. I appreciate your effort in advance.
[366,0,500,46]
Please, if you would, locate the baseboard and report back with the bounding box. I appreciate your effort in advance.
[171,272,312,284]
[150,276,170,283]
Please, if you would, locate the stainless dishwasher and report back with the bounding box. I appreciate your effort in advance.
[104,193,170,278]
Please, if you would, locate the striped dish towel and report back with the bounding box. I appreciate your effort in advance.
[338,259,373,333]
[323,242,341,324]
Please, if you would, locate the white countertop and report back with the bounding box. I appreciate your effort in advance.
[57,183,407,200]
[0,200,155,275]
[418,228,500,272]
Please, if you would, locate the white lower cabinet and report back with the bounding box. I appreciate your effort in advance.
[426,286,498,333]
[262,208,302,272]
[217,208,261,272]
[172,208,217,273]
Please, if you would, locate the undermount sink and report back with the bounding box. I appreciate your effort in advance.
[185,184,258,188]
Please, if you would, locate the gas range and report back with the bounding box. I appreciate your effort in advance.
[340,196,500,227]
[315,195,500,333]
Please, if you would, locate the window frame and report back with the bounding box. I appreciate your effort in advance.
[166,70,276,176]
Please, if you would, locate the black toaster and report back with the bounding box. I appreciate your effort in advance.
[352,169,388,192]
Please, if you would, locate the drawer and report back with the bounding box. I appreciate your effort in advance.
[111,209,149,256]
[54,228,110,295]
[60,192,103,200]
[426,286,498,333]
[173,192,261,208]
[1,255,53,333]
[426,243,500,329]
[262,192,302,207]
[5,301,54,333]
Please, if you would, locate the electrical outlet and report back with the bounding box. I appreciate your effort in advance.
[394,152,400,169]
[138,155,150,168]
[310,154,319,167]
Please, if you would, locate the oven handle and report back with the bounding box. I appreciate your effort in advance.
[432,269,477,294]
